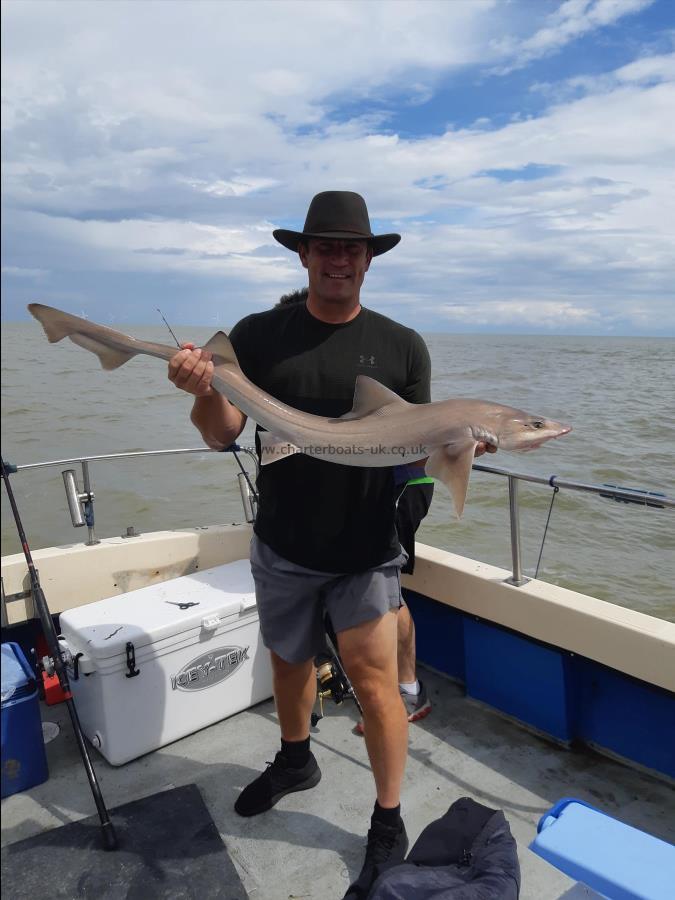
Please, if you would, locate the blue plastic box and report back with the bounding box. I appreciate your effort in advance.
[1,642,49,798]
[530,798,675,899]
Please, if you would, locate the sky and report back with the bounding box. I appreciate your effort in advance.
[2,0,674,335]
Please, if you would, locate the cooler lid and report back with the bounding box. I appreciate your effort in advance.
[59,559,257,661]
[1,642,36,703]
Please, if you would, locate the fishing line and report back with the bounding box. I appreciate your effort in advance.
[535,483,559,579]
[157,310,259,507]
[225,442,259,506]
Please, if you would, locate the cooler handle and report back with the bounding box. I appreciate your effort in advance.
[201,614,221,632]
[60,639,96,677]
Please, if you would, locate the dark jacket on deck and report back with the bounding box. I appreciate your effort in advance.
[368,797,521,899]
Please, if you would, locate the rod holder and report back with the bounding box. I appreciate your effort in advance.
[62,469,86,527]
[237,472,257,523]
[62,465,99,544]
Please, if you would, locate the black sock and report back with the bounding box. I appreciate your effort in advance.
[280,737,310,768]
[372,800,401,828]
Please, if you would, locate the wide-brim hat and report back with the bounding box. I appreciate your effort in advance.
[273,191,400,256]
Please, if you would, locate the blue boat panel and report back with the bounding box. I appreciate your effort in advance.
[402,590,464,682]
[404,590,675,778]
[463,618,572,741]
[570,657,675,779]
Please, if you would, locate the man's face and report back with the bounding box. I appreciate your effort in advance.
[299,238,373,304]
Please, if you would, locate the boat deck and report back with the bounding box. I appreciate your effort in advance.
[2,665,673,899]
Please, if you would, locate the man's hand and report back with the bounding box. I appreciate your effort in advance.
[474,442,498,458]
[168,343,215,397]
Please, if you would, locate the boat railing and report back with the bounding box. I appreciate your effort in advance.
[472,462,672,585]
[4,447,673,588]
[5,445,260,548]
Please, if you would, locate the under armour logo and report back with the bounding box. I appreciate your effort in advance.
[359,355,376,366]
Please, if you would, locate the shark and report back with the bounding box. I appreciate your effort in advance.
[28,303,571,517]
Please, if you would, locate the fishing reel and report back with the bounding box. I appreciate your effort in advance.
[311,651,358,726]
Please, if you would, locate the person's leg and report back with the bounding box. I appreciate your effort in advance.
[235,537,328,817]
[395,482,433,693]
[271,651,316,741]
[397,602,432,722]
[396,603,416,685]
[352,602,417,735]
[234,650,321,817]
[338,611,409,898]
[394,483,435,724]
[337,610,407,808]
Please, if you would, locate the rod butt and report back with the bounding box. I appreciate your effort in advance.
[101,820,118,851]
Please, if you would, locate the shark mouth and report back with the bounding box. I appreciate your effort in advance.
[524,425,572,451]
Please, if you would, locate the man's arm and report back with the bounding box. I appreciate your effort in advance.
[191,391,247,450]
[168,343,247,449]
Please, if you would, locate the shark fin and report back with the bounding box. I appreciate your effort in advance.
[259,432,301,466]
[338,375,409,421]
[69,333,136,370]
[202,331,240,367]
[425,440,477,518]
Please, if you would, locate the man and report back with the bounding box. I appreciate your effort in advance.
[168,192,492,898]
[275,286,433,728]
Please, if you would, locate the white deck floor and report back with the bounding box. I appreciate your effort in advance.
[2,666,673,899]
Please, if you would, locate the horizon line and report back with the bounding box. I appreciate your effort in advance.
[2,318,673,340]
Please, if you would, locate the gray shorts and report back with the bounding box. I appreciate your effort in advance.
[249,534,407,664]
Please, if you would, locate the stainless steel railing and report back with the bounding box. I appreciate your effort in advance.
[5,448,673,586]
[473,462,673,586]
[6,446,259,545]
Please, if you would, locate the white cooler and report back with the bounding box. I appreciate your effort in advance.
[58,559,273,765]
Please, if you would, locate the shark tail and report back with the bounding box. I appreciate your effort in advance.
[68,334,137,370]
[28,303,138,370]
[28,303,97,343]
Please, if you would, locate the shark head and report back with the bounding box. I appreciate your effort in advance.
[426,402,572,518]
[493,407,572,451]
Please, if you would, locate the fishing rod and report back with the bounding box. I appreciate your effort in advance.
[157,309,259,505]
[1,458,118,850]
[156,307,181,348]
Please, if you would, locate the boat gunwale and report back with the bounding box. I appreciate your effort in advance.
[3,525,673,693]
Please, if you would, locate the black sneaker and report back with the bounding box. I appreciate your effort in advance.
[234,750,321,817]
[343,819,409,899]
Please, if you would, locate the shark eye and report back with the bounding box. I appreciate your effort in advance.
[532,420,544,429]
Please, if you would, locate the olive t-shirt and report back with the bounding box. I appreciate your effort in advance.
[229,303,430,572]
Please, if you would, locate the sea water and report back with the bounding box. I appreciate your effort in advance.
[1,323,673,620]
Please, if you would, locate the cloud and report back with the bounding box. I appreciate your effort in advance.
[1,1,504,130]
[9,209,296,283]
[1,265,48,280]
[491,0,655,73]
[1,0,673,334]
[613,51,675,83]
[434,299,600,328]
[184,177,280,198]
